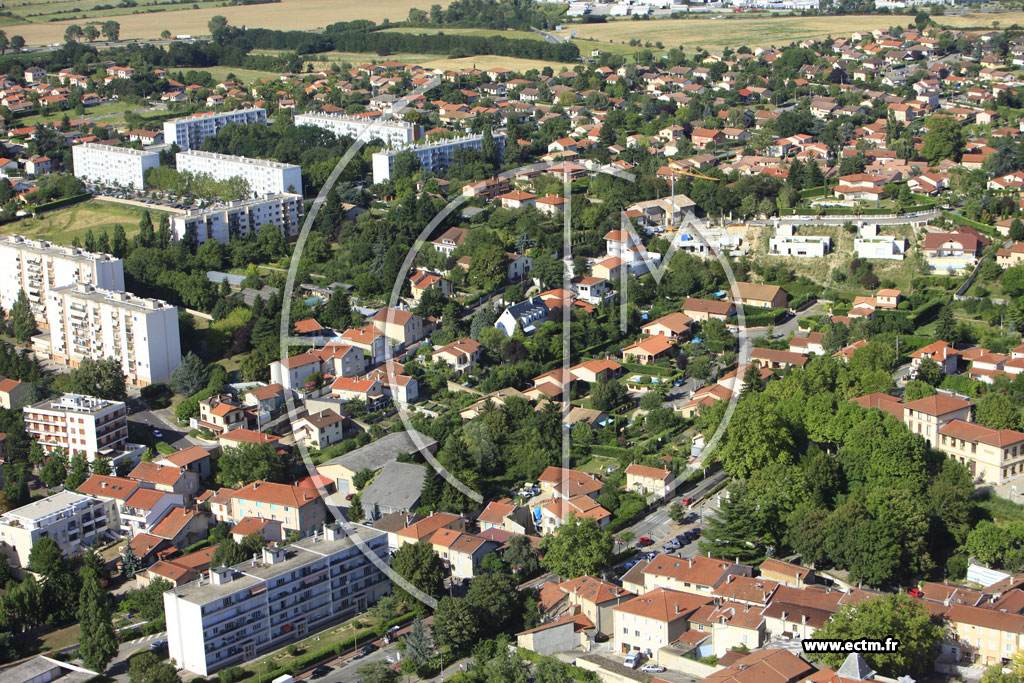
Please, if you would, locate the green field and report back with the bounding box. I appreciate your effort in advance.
[187,66,284,84]
[555,10,1024,53]
[2,199,172,245]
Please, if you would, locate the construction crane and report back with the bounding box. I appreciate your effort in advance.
[673,167,721,182]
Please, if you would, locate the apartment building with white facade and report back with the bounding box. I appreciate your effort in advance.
[71,142,160,189]
[0,490,113,568]
[371,133,506,183]
[0,235,125,326]
[24,392,129,462]
[43,283,181,386]
[163,108,268,150]
[177,151,303,198]
[164,524,391,676]
[170,194,303,245]
[294,112,421,147]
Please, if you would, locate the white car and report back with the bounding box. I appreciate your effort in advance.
[624,653,640,669]
[640,663,666,673]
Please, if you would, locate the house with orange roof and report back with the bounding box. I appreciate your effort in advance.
[330,376,387,409]
[789,332,825,356]
[371,307,426,348]
[632,554,752,596]
[612,587,711,658]
[313,342,365,379]
[230,515,284,544]
[290,408,347,450]
[139,543,220,587]
[556,575,633,635]
[757,558,817,588]
[196,394,249,435]
[149,507,209,548]
[516,612,595,656]
[623,335,676,364]
[0,377,28,409]
[230,480,327,537]
[269,350,323,396]
[537,496,611,536]
[750,347,809,369]
[903,393,974,447]
[119,486,184,536]
[339,324,386,364]
[129,460,201,501]
[938,419,1024,485]
[429,527,501,580]
[478,498,532,535]
[642,312,693,340]
[682,298,735,321]
[910,339,960,375]
[217,428,282,452]
[569,358,623,384]
[537,466,603,500]
[409,269,452,303]
[625,464,675,499]
[434,337,483,373]
[395,511,466,547]
[244,383,286,416]
[687,598,767,657]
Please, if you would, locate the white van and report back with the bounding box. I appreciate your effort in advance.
[624,652,640,669]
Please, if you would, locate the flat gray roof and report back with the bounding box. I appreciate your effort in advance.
[361,462,427,511]
[321,430,437,473]
[167,523,384,606]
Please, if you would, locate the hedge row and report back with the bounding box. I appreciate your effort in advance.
[33,193,91,214]
[620,361,675,377]
[941,211,1001,240]
[908,298,946,328]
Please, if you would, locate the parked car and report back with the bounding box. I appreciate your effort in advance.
[641,663,666,673]
[638,536,654,546]
[680,497,694,506]
[310,666,331,679]
[356,644,378,659]
[908,588,924,598]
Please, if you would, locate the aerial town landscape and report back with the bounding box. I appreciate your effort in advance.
[9,0,1024,682]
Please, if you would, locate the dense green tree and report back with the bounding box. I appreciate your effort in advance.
[211,538,247,568]
[170,352,209,396]
[40,448,69,488]
[77,566,117,672]
[433,596,480,653]
[921,116,964,164]
[67,357,127,401]
[9,289,36,343]
[64,452,89,491]
[976,392,1021,431]
[216,442,290,486]
[128,651,179,683]
[28,536,65,577]
[808,594,942,676]
[902,378,936,401]
[391,541,446,612]
[540,515,613,578]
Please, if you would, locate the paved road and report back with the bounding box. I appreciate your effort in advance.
[620,470,728,556]
[127,401,200,451]
[102,630,167,681]
[530,27,563,44]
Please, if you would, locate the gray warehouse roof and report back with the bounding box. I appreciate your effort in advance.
[321,430,437,473]
[360,462,427,514]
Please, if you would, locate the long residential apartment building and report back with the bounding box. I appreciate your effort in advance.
[170,193,303,245]
[294,111,421,147]
[71,142,160,189]
[371,132,506,183]
[23,393,129,462]
[42,283,181,386]
[0,234,125,326]
[164,524,391,676]
[0,490,113,568]
[177,150,303,198]
[163,108,268,150]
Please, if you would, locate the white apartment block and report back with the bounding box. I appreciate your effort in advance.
[294,112,421,147]
[171,194,303,245]
[371,133,506,184]
[163,108,268,151]
[72,143,160,189]
[0,490,113,568]
[24,393,128,461]
[44,283,181,386]
[177,150,303,198]
[164,524,391,676]
[0,234,125,326]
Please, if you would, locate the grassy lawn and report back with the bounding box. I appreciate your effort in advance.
[3,0,460,43]
[381,26,540,41]
[578,455,617,474]
[976,489,1024,524]
[14,100,138,127]
[187,66,285,84]
[555,11,1024,53]
[0,199,172,245]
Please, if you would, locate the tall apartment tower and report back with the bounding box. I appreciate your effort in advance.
[44,283,181,386]
[164,524,391,676]
[0,235,125,327]
[163,108,268,151]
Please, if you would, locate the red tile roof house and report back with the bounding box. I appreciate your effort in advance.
[909,339,960,375]
[623,335,676,365]
[691,127,726,149]
[921,230,987,274]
